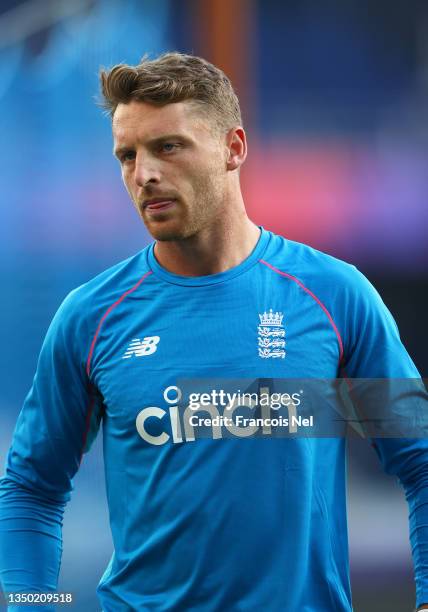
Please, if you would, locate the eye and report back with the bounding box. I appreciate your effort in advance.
[120,150,135,162]
[160,142,180,153]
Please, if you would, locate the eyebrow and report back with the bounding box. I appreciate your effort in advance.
[113,133,190,158]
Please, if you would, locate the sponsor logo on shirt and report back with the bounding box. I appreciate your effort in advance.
[122,336,160,358]
[258,309,285,358]
[135,385,305,446]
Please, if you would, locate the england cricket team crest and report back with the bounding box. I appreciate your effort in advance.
[258,309,286,358]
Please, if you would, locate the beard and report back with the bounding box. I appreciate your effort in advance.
[140,170,225,242]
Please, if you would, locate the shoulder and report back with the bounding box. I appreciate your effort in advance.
[260,230,369,300]
[259,230,391,341]
[50,246,153,335]
[260,230,402,364]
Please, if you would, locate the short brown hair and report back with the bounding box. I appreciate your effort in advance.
[99,52,242,132]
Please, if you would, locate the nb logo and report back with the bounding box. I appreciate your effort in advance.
[123,336,160,359]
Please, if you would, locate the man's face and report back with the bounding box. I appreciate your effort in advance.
[112,100,229,241]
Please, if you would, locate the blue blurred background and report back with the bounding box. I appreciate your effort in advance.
[0,0,427,610]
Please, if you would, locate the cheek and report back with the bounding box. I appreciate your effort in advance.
[121,171,134,193]
[182,159,217,188]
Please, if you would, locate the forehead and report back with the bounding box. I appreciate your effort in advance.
[112,100,210,144]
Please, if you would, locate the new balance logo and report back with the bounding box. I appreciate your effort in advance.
[123,336,160,358]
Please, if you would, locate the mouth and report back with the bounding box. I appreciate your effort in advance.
[143,198,176,212]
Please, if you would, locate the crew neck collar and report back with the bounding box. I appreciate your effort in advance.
[146,226,270,286]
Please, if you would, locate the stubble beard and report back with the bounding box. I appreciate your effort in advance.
[142,172,225,243]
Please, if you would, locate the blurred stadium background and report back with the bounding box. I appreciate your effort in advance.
[0,0,427,610]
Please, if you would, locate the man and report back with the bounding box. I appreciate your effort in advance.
[0,52,427,611]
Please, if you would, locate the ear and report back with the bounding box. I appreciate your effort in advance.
[225,127,247,171]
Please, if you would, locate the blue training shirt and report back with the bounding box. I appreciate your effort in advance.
[1,227,428,611]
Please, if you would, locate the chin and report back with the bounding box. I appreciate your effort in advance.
[144,222,194,242]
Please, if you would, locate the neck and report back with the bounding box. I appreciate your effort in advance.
[153,213,261,277]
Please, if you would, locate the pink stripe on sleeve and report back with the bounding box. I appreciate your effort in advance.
[86,270,153,378]
[259,259,344,365]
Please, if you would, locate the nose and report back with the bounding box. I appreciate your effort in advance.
[134,153,161,187]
